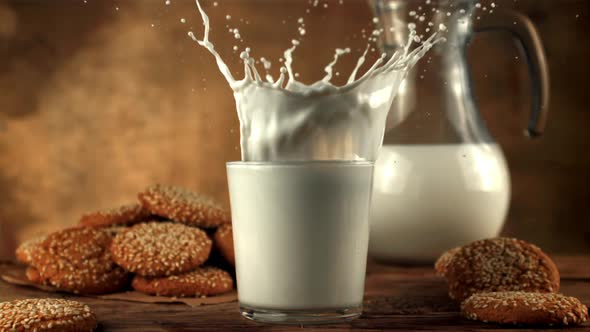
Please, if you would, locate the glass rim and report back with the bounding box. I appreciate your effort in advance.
[227,160,374,168]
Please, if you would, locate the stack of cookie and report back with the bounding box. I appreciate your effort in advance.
[14,184,235,298]
[435,237,588,326]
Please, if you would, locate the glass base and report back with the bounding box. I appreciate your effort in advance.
[240,305,362,325]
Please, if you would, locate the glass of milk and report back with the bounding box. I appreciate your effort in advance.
[188,0,438,324]
[227,161,373,324]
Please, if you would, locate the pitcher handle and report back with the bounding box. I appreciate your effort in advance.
[475,9,550,137]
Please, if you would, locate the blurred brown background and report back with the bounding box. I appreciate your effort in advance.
[0,0,589,258]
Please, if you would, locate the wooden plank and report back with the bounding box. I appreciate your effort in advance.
[1,256,588,331]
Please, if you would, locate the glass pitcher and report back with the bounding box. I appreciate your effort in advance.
[369,0,550,262]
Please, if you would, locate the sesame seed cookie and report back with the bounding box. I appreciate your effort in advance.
[446,238,560,301]
[110,222,212,277]
[132,266,234,297]
[103,226,127,237]
[30,227,129,295]
[434,247,460,277]
[79,203,151,228]
[25,266,46,285]
[138,184,230,228]
[0,298,97,332]
[213,224,235,266]
[462,291,589,326]
[15,235,46,265]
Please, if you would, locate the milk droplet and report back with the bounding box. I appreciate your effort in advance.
[409,11,416,16]
[213,1,218,6]
[260,57,272,70]
[165,0,171,5]
[372,17,379,23]
[226,15,231,20]
[475,3,482,8]
[180,18,186,23]
[298,17,304,24]
[439,23,447,31]
[233,45,239,51]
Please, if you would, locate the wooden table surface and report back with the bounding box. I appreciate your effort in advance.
[1,256,589,331]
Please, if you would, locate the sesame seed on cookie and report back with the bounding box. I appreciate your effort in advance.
[15,235,46,265]
[462,291,588,326]
[434,247,460,277]
[132,266,234,297]
[445,237,560,301]
[110,222,212,277]
[0,298,97,332]
[25,266,46,285]
[30,227,129,295]
[138,184,230,228]
[79,203,151,228]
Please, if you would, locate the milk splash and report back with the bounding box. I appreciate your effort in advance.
[189,0,441,161]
